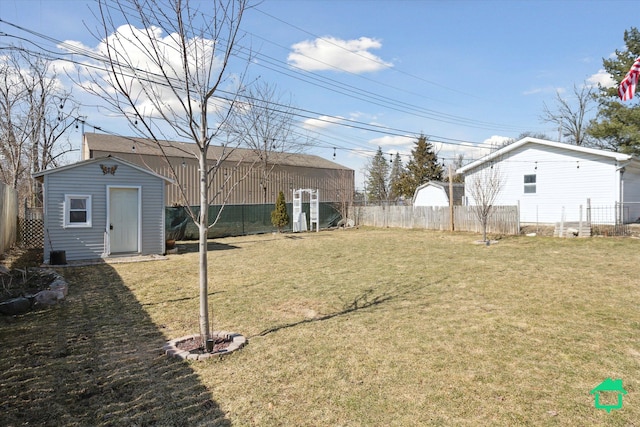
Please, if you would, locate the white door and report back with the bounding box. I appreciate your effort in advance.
[109,188,139,254]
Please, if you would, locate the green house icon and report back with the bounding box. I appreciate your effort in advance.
[590,378,627,412]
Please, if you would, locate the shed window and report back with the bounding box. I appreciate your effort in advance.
[524,174,536,194]
[64,195,92,227]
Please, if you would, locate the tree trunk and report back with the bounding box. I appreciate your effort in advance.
[198,144,210,342]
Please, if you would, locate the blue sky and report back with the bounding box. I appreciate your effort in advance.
[0,0,636,189]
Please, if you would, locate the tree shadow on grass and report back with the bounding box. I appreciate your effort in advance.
[255,289,392,338]
[177,240,240,254]
[0,263,230,426]
[254,280,440,338]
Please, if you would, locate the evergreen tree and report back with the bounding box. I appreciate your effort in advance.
[389,152,404,202]
[271,191,290,232]
[365,147,390,204]
[395,134,443,198]
[589,27,640,154]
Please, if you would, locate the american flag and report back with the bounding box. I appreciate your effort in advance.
[618,56,640,101]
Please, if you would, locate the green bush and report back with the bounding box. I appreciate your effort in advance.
[271,191,290,232]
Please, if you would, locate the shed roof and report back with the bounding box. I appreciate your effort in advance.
[412,180,464,205]
[84,133,352,171]
[456,137,636,175]
[33,155,174,184]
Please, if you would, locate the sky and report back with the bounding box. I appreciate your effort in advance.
[0,0,637,190]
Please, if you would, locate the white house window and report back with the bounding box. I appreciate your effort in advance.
[524,174,536,194]
[64,195,92,227]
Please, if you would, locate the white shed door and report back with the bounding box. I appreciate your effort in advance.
[109,188,139,254]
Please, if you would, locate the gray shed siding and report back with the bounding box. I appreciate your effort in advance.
[42,159,166,262]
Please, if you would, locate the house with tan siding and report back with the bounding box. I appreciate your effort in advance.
[82,133,354,207]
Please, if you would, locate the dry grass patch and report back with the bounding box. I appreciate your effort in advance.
[2,228,640,425]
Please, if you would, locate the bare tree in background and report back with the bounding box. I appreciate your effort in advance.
[331,168,354,227]
[467,163,503,242]
[542,84,595,146]
[77,0,250,342]
[0,49,78,207]
[232,81,306,204]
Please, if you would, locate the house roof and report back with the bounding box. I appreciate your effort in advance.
[84,133,352,171]
[590,378,627,394]
[456,137,637,175]
[32,155,175,184]
[412,180,464,204]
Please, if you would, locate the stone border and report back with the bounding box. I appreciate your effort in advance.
[0,268,69,316]
[163,331,247,361]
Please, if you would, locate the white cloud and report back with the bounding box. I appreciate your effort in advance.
[302,115,344,130]
[288,36,393,73]
[61,24,229,119]
[586,69,616,88]
[523,86,565,96]
[369,135,413,148]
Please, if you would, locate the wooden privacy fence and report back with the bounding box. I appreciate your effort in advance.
[355,205,520,235]
[0,182,18,255]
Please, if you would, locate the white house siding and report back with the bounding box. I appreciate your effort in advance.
[622,166,640,222]
[41,159,166,262]
[466,144,620,224]
[414,185,449,207]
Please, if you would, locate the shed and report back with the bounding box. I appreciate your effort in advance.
[33,156,173,264]
[456,137,640,224]
[413,181,464,207]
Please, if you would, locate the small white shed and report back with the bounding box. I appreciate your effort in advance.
[413,181,464,207]
[456,137,640,224]
[33,156,173,264]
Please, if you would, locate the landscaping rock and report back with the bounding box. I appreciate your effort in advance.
[34,290,62,306]
[49,279,68,298]
[0,297,32,316]
[0,265,10,275]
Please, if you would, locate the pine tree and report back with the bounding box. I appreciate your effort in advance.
[396,134,443,198]
[365,147,390,204]
[271,191,289,232]
[389,152,404,202]
[589,27,640,154]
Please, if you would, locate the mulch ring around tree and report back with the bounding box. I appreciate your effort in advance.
[163,332,247,361]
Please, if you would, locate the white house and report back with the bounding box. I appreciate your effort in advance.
[413,181,464,207]
[456,137,640,224]
[33,156,173,264]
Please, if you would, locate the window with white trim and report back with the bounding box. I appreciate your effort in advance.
[524,174,536,194]
[64,195,92,227]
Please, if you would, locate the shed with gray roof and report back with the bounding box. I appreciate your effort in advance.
[33,156,173,264]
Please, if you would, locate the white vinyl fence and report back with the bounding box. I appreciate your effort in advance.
[355,205,520,235]
[0,181,18,256]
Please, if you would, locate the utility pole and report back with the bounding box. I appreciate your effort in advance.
[449,165,455,231]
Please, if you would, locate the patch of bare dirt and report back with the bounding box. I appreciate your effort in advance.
[175,336,231,354]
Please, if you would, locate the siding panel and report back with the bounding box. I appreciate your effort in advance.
[465,144,620,223]
[41,158,167,262]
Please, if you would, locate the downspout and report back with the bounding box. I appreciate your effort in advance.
[616,162,627,224]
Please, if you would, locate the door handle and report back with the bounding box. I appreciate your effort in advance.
[109,224,113,230]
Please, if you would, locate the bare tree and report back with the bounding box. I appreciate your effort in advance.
[541,84,594,146]
[232,81,305,204]
[331,168,354,227]
[78,0,250,342]
[0,49,78,207]
[466,163,503,242]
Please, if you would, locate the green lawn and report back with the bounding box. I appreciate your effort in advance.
[1,228,639,425]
